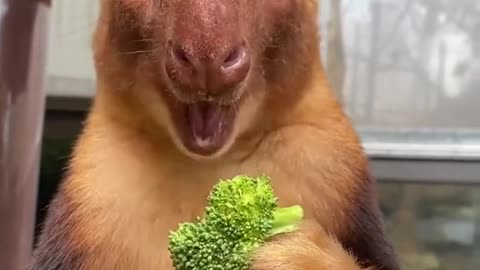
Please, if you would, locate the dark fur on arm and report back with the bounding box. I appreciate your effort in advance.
[28,190,89,270]
[341,172,400,270]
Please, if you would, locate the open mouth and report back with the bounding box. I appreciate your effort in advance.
[173,101,236,156]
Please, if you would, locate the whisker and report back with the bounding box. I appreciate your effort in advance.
[122,49,154,55]
[132,38,155,43]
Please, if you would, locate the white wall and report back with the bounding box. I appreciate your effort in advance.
[46,0,98,97]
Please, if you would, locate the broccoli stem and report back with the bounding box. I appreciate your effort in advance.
[267,205,304,237]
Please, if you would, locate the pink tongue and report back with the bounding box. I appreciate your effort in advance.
[187,102,223,142]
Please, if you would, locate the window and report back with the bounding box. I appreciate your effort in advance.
[320,0,480,159]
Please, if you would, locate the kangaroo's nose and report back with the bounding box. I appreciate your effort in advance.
[165,39,251,97]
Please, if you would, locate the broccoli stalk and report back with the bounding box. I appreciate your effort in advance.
[268,205,304,237]
[168,175,304,270]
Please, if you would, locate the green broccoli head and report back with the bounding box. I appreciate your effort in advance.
[205,175,278,240]
[169,222,237,270]
[168,174,304,270]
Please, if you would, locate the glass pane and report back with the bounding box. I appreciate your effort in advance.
[319,0,480,160]
[46,0,97,97]
[320,0,480,130]
[379,182,480,270]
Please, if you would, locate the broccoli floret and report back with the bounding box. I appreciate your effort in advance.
[168,175,304,270]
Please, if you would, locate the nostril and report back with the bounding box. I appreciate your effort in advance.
[168,42,191,66]
[173,47,190,64]
[222,44,248,69]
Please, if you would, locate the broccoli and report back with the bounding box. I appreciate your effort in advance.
[168,175,304,270]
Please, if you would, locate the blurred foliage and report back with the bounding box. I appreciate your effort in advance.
[379,183,480,270]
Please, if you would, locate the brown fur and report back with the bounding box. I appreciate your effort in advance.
[30,0,399,270]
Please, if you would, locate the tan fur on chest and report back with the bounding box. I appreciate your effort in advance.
[66,105,362,270]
